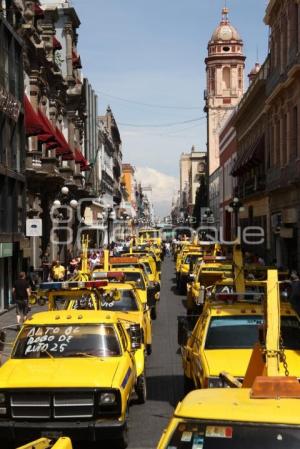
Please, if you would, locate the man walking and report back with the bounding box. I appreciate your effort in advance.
[13,272,31,324]
[51,260,66,281]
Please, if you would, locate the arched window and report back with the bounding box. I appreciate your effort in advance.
[222,67,231,91]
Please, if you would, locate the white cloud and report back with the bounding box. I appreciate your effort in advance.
[135,167,178,217]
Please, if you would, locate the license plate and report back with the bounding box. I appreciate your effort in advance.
[41,431,63,439]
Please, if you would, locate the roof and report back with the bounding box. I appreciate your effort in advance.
[175,388,300,425]
[210,8,242,43]
[25,310,120,325]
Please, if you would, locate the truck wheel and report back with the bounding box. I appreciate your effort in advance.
[38,297,46,306]
[136,373,147,404]
[184,374,194,395]
[150,306,157,320]
[178,279,185,294]
[117,422,129,449]
[146,344,152,355]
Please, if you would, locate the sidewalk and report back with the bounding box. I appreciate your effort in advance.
[0,304,46,329]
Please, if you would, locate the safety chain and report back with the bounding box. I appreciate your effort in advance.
[279,334,290,377]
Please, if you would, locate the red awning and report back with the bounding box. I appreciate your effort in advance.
[72,50,82,69]
[53,36,62,51]
[55,127,74,158]
[231,136,265,176]
[74,148,90,170]
[24,96,45,137]
[34,3,44,17]
[37,109,58,144]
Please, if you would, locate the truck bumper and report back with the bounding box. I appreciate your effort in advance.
[0,418,126,442]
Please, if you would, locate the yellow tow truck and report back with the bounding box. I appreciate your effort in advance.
[0,309,144,448]
[17,437,72,449]
[158,269,300,449]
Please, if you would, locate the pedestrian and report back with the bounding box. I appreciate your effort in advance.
[51,260,66,281]
[27,266,38,291]
[41,251,50,281]
[13,272,31,324]
[165,241,171,257]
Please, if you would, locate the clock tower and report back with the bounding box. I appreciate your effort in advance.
[205,7,245,178]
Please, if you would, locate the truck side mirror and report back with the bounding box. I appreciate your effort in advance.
[129,324,142,350]
[177,316,191,346]
[196,286,206,305]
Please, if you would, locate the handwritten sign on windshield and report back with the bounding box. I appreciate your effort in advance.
[24,326,81,355]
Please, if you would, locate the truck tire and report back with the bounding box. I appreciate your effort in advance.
[117,422,129,449]
[38,297,46,306]
[146,344,152,355]
[150,306,157,320]
[184,374,194,395]
[136,373,147,404]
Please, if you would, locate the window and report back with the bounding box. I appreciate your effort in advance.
[222,67,230,91]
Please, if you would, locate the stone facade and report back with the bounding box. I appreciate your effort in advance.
[264,0,300,271]
[179,147,206,216]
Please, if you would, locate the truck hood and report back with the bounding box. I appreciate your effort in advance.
[204,349,252,377]
[0,358,120,388]
[204,349,300,378]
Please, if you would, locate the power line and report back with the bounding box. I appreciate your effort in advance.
[118,116,206,128]
[98,91,203,111]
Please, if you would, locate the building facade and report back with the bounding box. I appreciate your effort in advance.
[205,7,245,226]
[264,0,300,271]
[0,4,25,310]
[179,147,206,217]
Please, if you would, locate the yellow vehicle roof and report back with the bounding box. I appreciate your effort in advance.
[175,388,300,425]
[26,310,120,325]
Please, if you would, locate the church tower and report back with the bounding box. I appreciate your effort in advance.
[205,7,245,178]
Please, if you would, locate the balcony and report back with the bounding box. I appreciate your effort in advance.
[236,174,266,199]
[267,160,300,192]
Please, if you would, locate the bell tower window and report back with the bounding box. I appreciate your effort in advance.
[222,67,231,92]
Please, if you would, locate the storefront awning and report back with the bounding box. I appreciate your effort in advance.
[34,3,44,17]
[24,96,45,137]
[37,109,58,144]
[72,50,82,69]
[74,148,90,170]
[53,36,62,51]
[55,127,74,159]
[231,135,265,176]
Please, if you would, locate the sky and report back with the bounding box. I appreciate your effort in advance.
[71,0,269,216]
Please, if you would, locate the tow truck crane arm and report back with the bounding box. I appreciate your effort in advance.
[233,244,245,293]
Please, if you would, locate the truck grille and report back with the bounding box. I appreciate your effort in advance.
[10,391,95,419]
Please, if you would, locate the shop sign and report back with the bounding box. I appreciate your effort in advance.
[280,227,294,239]
[0,243,13,258]
[26,219,43,237]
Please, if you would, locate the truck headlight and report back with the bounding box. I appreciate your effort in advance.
[99,392,116,405]
[0,393,5,404]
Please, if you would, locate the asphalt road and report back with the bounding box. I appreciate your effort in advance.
[0,258,186,449]
[127,257,185,449]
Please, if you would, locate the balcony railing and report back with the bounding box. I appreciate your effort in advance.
[235,175,266,198]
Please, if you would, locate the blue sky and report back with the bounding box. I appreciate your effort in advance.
[72,0,269,215]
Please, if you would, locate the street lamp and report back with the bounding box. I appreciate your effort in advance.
[226,197,245,239]
[53,186,79,262]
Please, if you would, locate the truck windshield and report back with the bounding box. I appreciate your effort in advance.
[166,421,300,449]
[100,289,139,311]
[205,316,300,349]
[12,324,121,358]
[123,272,146,290]
[184,254,201,265]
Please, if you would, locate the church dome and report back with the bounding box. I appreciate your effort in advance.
[210,8,241,42]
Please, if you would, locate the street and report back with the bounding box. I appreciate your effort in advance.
[127,258,184,449]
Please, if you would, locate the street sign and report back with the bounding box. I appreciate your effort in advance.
[0,243,13,258]
[26,219,42,237]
